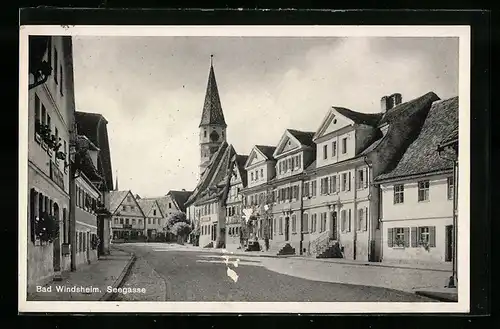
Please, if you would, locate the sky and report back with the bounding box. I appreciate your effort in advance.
[72,36,459,198]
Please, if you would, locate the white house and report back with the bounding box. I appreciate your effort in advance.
[375,96,458,265]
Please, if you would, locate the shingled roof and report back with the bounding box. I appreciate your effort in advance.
[334,107,383,127]
[375,96,458,182]
[199,63,227,127]
[287,129,316,147]
[167,190,193,213]
[75,111,114,191]
[136,198,157,217]
[255,145,277,160]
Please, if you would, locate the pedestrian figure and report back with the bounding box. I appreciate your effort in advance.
[264,237,270,251]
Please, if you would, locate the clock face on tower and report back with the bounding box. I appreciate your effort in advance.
[210,130,220,142]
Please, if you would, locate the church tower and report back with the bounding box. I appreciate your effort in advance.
[199,55,227,176]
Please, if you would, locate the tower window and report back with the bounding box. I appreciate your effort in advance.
[204,129,207,138]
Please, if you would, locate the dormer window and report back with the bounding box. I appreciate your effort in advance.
[342,137,347,154]
[323,144,328,159]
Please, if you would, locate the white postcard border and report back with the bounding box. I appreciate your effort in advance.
[18,25,471,313]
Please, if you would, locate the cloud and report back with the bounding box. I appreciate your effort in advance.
[72,36,458,197]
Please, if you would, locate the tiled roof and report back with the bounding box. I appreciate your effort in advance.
[199,64,227,127]
[378,92,439,126]
[75,111,113,191]
[287,129,316,147]
[440,127,458,147]
[145,196,172,217]
[167,190,193,213]
[235,154,249,188]
[375,96,458,181]
[255,145,277,160]
[108,190,129,214]
[334,107,383,126]
[136,198,156,217]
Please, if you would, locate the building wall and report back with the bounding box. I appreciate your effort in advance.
[315,129,355,168]
[27,36,73,288]
[380,174,454,263]
[198,200,220,248]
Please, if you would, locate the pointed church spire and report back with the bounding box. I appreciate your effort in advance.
[199,55,227,128]
[115,173,119,191]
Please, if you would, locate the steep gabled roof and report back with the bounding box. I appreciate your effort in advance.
[75,111,113,191]
[287,129,316,147]
[234,154,249,188]
[255,145,277,160]
[375,96,458,182]
[136,198,157,217]
[334,107,383,126]
[108,190,130,214]
[199,63,227,127]
[167,190,193,213]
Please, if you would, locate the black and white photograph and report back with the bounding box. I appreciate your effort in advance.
[19,25,470,313]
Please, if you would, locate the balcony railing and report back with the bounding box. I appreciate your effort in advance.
[50,160,64,190]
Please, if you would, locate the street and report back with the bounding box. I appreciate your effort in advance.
[114,243,434,302]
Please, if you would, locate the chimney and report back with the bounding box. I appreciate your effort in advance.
[390,93,403,107]
[182,189,186,191]
[380,96,389,112]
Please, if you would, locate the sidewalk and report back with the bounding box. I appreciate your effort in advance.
[27,247,135,301]
[258,256,456,296]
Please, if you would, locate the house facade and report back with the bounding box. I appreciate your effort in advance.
[109,190,146,241]
[138,198,164,240]
[27,36,74,288]
[375,96,458,265]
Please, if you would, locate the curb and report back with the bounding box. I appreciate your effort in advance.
[414,291,458,302]
[99,252,137,301]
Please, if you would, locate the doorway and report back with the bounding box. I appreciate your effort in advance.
[445,225,453,262]
[330,211,338,240]
[52,203,61,272]
[285,217,290,241]
[212,223,217,241]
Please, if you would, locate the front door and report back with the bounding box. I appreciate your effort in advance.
[285,217,290,241]
[330,212,338,240]
[445,225,453,262]
[213,223,217,242]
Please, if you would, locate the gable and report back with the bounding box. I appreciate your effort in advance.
[229,165,242,185]
[274,131,302,158]
[245,147,266,168]
[115,191,145,217]
[322,113,352,136]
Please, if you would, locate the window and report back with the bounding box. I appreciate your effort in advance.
[447,177,454,200]
[388,227,409,248]
[330,175,337,193]
[34,95,41,137]
[302,213,309,232]
[153,209,156,216]
[169,203,172,209]
[131,206,135,211]
[418,227,430,244]
[357,208,365,231]
[139,219,142,225]
[132,218,136,225]
[303,182,310,197]
[342,173,347,191]
[291,215,296,233]
[127,196,132,202]
[348,209,351,232]
[41,104,47,125]
[60,64,64,95]
[204,129,207,138]
[273,218,277,234]
[332,141,337,157]
[148,219,151,225]
[122,205,126,211]
[357,169,365,189]
[120,218,124,224]
[320,177,329,195]
[114,218,118,224]
[394,184,404,204]
[341,210,347,232]
[293,185,299,199]
[320,213,326,232]
[260,169,264,179]
[323,144,328,159]
[279,217,283,234]
[251,172,254,181]
[153,218,156,225]
[291,156,295,169]
[342,137,347,154]
[54,49,58,83]
[125,218,129,225]
[311,180,317,197]
[311,214,317,233]
[296,155,301,168]
[418,180,430,202]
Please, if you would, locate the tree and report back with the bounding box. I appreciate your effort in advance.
[165,211,192,244]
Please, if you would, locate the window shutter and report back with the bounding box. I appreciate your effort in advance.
[337,176,340,192]
[364,207,368,231]
[387,228,393,247]
[348,172,351,191]
[404,227,410,247]
[429,226,436,247]
[411,227,418,247]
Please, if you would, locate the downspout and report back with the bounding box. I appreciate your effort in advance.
[363,155,374,262]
